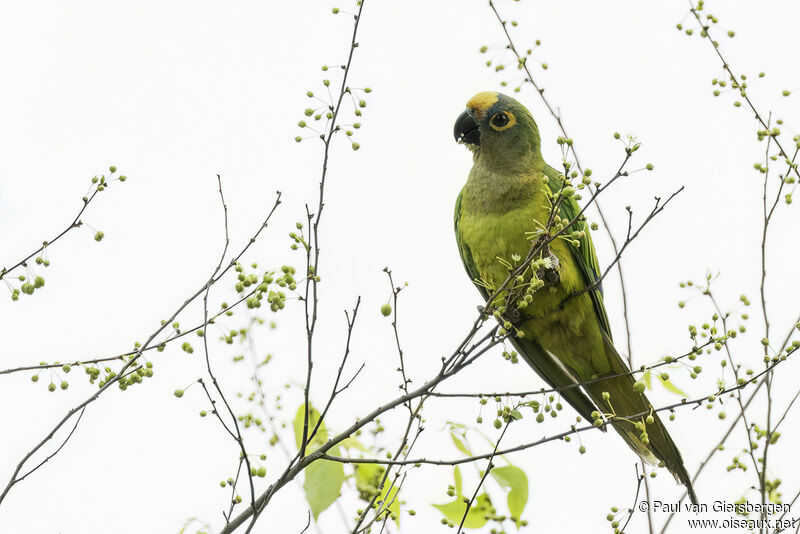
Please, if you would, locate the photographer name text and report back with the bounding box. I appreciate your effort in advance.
[651,500,790,515]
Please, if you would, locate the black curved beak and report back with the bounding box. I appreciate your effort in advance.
[454,110,480,146]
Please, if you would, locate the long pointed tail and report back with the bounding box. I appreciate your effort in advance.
[583,341,698,505]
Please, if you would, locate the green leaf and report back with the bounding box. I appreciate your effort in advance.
[355,463,385,497]
[432,493,492,529]
[340,436,368,452]
[453,466,463,495]
[377,482,401,525]
[642,370,652,390]
[294,404,344,520]
[450,431,472,456]
[293,403,327,452]
[303,444,345,520]
[354,463,400,525]
[491,465,528,525]
[658,375,688,397]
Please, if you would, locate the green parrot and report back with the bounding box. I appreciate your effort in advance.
[453,91,697,504]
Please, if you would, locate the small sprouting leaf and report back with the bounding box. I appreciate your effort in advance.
[491,465,529,526]
[658,374,688,397]
[642,369,652,390]
[450,431,472,456]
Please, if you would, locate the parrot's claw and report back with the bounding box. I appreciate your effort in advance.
[536,252,561,288]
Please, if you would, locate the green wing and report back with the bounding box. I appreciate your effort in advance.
[454,190,600,424]
[454,190,489,301]
[543,165,613,340]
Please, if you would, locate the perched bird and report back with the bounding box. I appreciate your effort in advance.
[453,91,697,504]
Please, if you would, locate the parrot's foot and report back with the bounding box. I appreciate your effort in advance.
[505,308,522,326]
[536,252,561,288]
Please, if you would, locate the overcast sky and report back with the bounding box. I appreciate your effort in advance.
[1,1,799,533]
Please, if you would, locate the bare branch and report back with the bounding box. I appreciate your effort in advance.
[300,0,367,461]
[1,170,123,282]
[0,186,282,507]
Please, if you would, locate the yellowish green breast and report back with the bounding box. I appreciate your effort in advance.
[457,170,610,378]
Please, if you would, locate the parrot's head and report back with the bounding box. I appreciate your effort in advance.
[453,92,542,169]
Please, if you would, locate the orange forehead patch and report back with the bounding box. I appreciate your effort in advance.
[466,92,498,118]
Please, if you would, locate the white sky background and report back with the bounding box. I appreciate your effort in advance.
[1,1,799,533]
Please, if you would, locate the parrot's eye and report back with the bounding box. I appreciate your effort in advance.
[491,113,509,127]
[489,111,516,131]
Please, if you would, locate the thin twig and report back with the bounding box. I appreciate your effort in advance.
[321,353,794,468]
[0,187,282,507]
[1,172,118,281]
[619,466,646,534]
[300,0,366,460]
[456,421,509,534]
